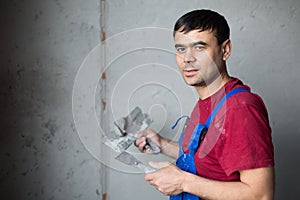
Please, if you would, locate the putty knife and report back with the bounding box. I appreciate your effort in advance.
[115,151,156,173]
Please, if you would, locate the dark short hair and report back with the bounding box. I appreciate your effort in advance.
[173,9,230,45]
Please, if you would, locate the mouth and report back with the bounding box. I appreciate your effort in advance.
[183,68,199,77]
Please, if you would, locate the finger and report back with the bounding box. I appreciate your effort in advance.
[149,161,171,169]
[144,173,153,181]
[135,137,146,147]
[140,141,148,152]
[135,139,148,153]
[134,138,144,147]
[135,130,147,137]
[149,180,157,187]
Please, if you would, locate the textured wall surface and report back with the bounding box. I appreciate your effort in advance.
[1,0,300,200]
[1,0,103,199]
[106,1,300,200]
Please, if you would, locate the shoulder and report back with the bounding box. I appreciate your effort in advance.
[221,89,270,132]
[226,88,268,115]
[223,78,267,111]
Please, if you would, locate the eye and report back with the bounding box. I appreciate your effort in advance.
[194,45,204,51]
[176,47,186,53]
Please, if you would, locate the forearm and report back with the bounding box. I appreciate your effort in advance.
[182,167,274,200]
[160,137,179,159]
[183,173,253,200]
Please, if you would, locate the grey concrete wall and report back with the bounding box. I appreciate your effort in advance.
[106,0,300,200]
[1,0,300,200]
[1,0,103,199]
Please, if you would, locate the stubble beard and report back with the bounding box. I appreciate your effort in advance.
[183,69,222,88]
[182,63,206,87]
[183,74,206,87]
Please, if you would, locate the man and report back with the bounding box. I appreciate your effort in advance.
[135,9,274,200]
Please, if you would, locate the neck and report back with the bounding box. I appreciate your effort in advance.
[195,73,231,100]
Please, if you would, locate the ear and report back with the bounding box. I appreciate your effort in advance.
[222,39,232,61]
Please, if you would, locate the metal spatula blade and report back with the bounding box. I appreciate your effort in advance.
[115,152,155,173]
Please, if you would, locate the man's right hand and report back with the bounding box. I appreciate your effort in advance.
[135,129,179,159]
[135,129,162,154]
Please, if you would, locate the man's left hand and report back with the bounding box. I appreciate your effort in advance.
[144,161,186,196]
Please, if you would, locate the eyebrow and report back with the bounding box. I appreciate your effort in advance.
[175,41,208,48]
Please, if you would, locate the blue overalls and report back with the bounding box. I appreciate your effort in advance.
[170,88,249,200]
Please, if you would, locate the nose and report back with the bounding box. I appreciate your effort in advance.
[183,48,196,63]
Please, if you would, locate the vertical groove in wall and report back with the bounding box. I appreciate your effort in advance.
[100,0,108,199]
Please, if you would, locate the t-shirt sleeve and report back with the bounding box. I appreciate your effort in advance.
[218,101,274,176]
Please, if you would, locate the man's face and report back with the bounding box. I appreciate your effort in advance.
[174,29,225,87]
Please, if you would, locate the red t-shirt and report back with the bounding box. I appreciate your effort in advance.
[181,78,274,181]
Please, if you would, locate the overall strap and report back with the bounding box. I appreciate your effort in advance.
[187,88,249,154]
[204,88,249,127]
